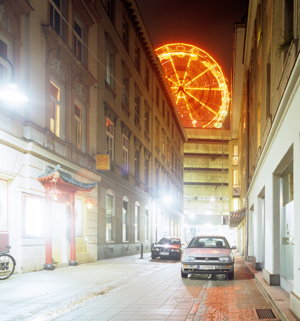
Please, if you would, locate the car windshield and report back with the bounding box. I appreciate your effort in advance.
[188,237,229,249]
[158,238,181,245]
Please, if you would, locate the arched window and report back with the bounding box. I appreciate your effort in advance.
[122,196,129,242]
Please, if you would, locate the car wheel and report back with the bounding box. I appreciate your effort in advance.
[181,270,188,278]
[151,254,156,260]
[228,271,234,280]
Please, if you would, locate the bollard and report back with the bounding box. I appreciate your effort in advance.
[140,243,144,259]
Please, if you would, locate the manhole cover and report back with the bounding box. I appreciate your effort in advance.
[255,308,277,319]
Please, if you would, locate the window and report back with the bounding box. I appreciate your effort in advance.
[162,100,165,118]
[122,17,129,50]
[50,0,65,37]
[122,133,129,176]
[162,130,166,156]
[144,104,150,136]
[145,208,149,241]
[145,66,149,89]
[134,92,141,126]
[283,0,294,45]
[144,152,150,191]
[232,145,238,165]
[0,180,8,232]
[156,87,159,107]
[75,198,83,236]
[135,46,140,72]
[155,120,160,149]
[73,19,84,62]
[122,67,130,112]
[50,80,64,138]
[122,198,129,242]
[74,104,82,150]
[23,194,44,238]
[102,0,114,21]
[106,117,114,161]
[0,39,8,83]
[135,147,140,184]
[282,162,294,206]
[135,203,140,242]
[105,49,115,88]
[233,169,239,186]
[105,194,114,241]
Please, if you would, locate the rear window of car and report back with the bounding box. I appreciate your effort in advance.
[158,238,181,245]
[188,237,229,249]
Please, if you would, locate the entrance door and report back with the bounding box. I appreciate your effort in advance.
[281,201,294,286]
[280,161,294,291]
[51,202,69,265]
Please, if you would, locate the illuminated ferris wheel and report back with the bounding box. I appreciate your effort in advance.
[155,43,230,128]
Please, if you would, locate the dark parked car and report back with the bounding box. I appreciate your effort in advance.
[151,237,182,260]
[181,236,236,279]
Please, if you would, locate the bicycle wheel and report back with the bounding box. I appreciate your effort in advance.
[0,253,16,280]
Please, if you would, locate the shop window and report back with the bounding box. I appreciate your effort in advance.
[23,194,45,238]
[122,198,129,242]
[145,208,149,241]
[135,202,140,242]
[105,193,114,241]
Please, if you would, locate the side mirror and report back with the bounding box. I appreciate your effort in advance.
[231,246,237,250]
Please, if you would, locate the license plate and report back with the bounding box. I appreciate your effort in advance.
[199,265,215,270]
[159,251,169,256]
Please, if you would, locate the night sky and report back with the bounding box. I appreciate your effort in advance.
[136,0,248,82]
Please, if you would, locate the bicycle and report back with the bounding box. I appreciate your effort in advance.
[0,246,16,280]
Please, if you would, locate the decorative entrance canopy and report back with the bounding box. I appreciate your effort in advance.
[37,165,96,269]
[38,165,96,193]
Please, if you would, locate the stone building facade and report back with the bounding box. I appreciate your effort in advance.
[0,0,185,272]
[233,0,300,317]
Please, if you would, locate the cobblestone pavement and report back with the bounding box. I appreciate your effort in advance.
[51,257,279,321]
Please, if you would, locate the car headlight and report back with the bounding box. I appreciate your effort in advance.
[183,256,195,262]
[219,256,231,263]
[171,249,180,252]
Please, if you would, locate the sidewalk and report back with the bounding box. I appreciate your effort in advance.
[245,262,300,321]
[1,253,161,321]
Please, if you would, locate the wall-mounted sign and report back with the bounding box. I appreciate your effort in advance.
[96,154,110,171]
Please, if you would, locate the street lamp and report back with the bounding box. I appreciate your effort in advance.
[0,54,28,106]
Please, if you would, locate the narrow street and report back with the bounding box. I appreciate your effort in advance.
[1,254,279,321]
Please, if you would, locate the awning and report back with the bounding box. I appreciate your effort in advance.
[229,207,246,227]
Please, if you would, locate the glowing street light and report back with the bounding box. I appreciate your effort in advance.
[0,55,28,106]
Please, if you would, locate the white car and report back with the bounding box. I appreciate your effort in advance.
[181,236,236,279]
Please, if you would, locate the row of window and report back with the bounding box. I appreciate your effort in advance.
[105,194,150,243]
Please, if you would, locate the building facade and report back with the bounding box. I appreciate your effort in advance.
[233,0,300,317]
[0,0,185,273]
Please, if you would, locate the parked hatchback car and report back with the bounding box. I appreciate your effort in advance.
[181,236,236,279]
[151,237,182,260]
